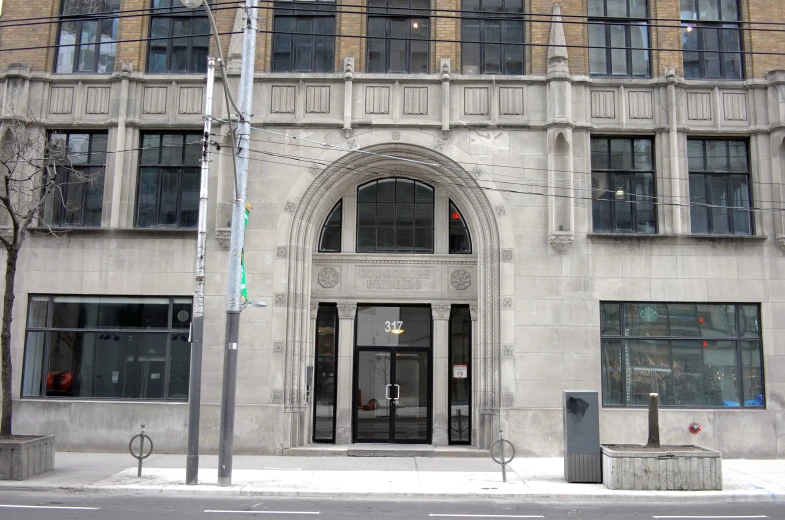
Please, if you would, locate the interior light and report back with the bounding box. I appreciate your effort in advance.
[391,328,405,335]
[686,26,693,32]
[452,212,461,220]
[614,189,625,200]
[412,21,419,29]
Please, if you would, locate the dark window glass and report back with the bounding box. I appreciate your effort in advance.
[600,302,764,408]
[688,139,751,235]
[21,296,192,400]
[147,0,210,73]
[56,0,119,73]
[319,201,342,252]
[313,304,338,442]
[461,0,524,75]
[357,178,434,253]
[591,137,656,234]
[681,0,742,79]
[356,305,431,347]
[136,133,201,228]
[587,0,650,78]
[449,201,472,254]
[449,306,471,444]
[272,0,336,72]
[45,132,107,227]
[367,0,430,73]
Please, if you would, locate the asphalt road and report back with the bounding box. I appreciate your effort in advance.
[0,491,782,520]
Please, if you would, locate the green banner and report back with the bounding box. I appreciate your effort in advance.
[241,201,251,302]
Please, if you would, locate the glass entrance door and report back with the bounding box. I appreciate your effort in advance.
[354,348,430,442]
[353,305,432,443]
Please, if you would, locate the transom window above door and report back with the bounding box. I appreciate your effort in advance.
[357,178,434,253]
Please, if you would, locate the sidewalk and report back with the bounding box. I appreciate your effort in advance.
[1,452,784,502]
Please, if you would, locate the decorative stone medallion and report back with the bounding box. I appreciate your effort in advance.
[502,392,515,407]
[284,201,295,213]
[501,249,513,262]
[391,131,401,141]
[432,137,446,151]
[495,205,507,216]
[778,235,785,252]
[502,297,513,309]
[503,344,514,357]
[318,267,340,288]
[274,293,286,306]
[276,246,288,259]
[273,342,284,353]
[451,270,472,290]
[307,165,320,176]
[471,165,484,178]
[271,390,283,404]
[346,137,359,149]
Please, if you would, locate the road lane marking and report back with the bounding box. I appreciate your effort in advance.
[205,511,320,515]
[428,513,545,518]
[652,516,768,519]
[0,505,100,511]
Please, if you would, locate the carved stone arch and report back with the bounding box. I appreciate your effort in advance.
[277,131,513,448]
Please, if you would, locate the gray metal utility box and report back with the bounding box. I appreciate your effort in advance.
[563,390,602,483]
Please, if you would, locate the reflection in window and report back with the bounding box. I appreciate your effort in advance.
[272,0,336,72]
[21,296,192,399]
[688,139,751,235]
[45,132,107,227]
[356,306,431,347]
[136,133,201,228]
[449,306,471,444]
[147,0,210,73]
[461,0,524,75]
[56,0,120,73]
[449,201,472,254]
[313,304,338,442]
[357,178,434,253]
[318,201,342,252]
[600,302,764,408]
[681,0,742,79]
[367,0,429,73]
[591,137,656,234]
[588,0,650,77]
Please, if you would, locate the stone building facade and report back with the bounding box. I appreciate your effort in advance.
[1,0,784,458]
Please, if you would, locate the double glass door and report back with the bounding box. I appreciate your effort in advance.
[353,305,431,443]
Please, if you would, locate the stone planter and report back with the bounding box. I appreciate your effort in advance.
[601,444,722,491]
[0,435,55,480]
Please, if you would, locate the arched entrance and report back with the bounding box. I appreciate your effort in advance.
[276,135,510,449]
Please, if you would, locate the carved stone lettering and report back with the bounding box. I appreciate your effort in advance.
[356,266,433,291]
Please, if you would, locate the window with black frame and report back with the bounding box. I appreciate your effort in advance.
[313,304,338,442]
[136,133,201,228]
[688,139,751,235]
[319,201,342,252]
[681,0,743,79]
[367,0,429,73]
[357,178,434,253]
[449,201,472,253]
[600,302,764,408]
[148,0,210,73]
[44,132,107,228]
[591,137,656,234]
[21,296,193,400]
[449,306,471,444]
[461,0,523,75]
[587,0,649,77]
[55,0,120,74]
[272,0,336,72]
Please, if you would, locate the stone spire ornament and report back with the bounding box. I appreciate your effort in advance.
[547,3,569,74]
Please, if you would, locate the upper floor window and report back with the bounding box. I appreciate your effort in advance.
[272,0,336,72]
[319,201,342,252]
[588,0,649,77]
[681,0,742,79]
[136,133,201,229]
[461,0,524,75]
[449,201,472,253]
[367,0,429,73]
[688,139,751,235]
[357,178,434,253]
[56,0,120,73]
[148,0,210,73]
[601,302,763,408]
[591,137,656,234]
[44,132,107,228]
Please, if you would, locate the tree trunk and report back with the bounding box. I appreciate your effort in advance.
[1,247,19,436]
[646,392,660,449]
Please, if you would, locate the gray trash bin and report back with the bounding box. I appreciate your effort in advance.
[563,390,602,483]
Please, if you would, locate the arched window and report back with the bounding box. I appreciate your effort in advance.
[318,200,342,252]
[449,201,472,254]
[357,178,434,253]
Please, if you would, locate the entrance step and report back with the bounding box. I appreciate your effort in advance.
[283,445,489,458]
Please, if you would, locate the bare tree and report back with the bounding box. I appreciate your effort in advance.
[0,113,99,436]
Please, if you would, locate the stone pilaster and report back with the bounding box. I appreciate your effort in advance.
[334,302,357,444]
[431,304,451,445]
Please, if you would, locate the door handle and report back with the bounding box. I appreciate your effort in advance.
[385,384,392,400]
[393,384,400,401]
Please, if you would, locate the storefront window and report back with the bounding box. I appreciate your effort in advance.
[600,302,764,408]
[21,296,192,400]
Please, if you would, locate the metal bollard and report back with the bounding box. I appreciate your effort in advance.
[490,428,515,483]
[129,424,154,477]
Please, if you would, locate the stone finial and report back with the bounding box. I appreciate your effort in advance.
[440,58,451,81]
[344,57,354,78]
[547,4,569,73]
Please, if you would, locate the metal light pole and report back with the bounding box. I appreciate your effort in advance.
[185,56,215,486]
[217,0,258,488]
